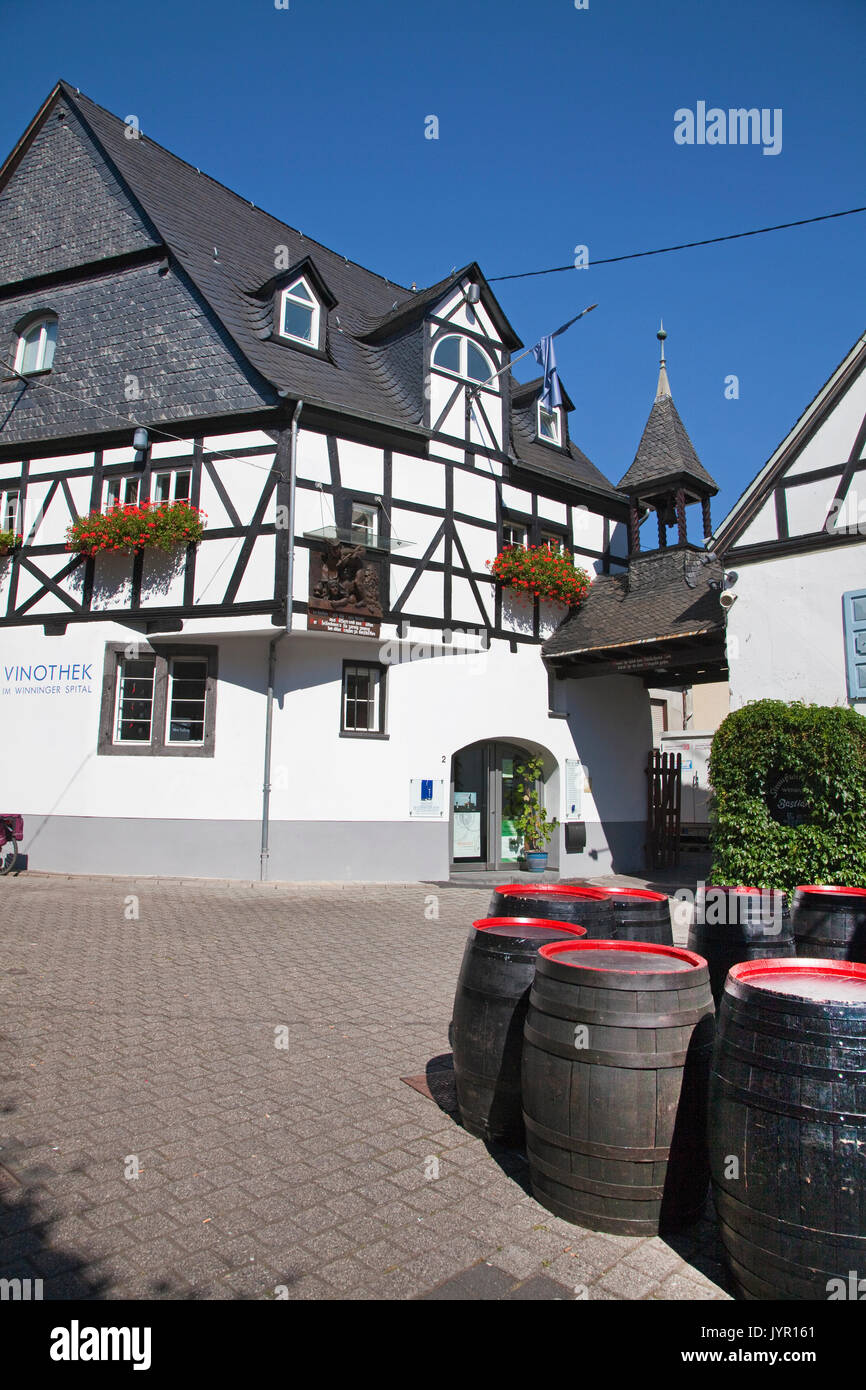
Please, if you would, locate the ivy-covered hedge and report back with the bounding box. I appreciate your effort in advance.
[708,700,866,894]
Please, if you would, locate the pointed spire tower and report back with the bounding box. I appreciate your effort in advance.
[618,324,718,555]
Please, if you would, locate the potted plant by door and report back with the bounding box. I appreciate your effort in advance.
[512,754,558,873]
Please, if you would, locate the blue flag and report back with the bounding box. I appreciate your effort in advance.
[533,333,563,412]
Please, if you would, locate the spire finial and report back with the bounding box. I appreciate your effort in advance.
[655,319,671,399]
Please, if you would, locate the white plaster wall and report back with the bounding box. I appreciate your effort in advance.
[726,543,866,710]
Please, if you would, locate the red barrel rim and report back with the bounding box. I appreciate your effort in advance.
[492,884,609,901]
[794,884,866,898]
[473,917,587,937]
[538,939,705,972]
[729,956,866,989]
[588,886,668,903]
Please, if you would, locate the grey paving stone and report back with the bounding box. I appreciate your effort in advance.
[0,875,726,1303]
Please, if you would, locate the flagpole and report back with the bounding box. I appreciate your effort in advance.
[468,303,597,397]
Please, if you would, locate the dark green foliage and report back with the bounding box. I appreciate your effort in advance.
[708,700,866,893]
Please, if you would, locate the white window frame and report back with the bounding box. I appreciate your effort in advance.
[537,401,561,445]
[113,655,156,746]
[432,334,496,387]
[152,469,192,504]
[278,276,321,347]
[103,476,142,512]
[341,662,386,735]
[540,529,567,555]
[165,655,209,747]
[502,519,528,549]
[1,489,20,534]
[14,316,57,375]
[350,502,379,546]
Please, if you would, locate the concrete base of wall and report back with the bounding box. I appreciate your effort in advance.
[20,815,647,883]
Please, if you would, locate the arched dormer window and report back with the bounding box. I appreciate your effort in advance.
[278,277,321,347]
[14,313,58,375]
[432,334,495,386]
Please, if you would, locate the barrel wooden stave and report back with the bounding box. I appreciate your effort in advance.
[451,919,584,1145]
[791,886,866,962]
[522,943,714,1236]
[489,884,673,944]
[709,962,866,1299]
[488,886,610,935]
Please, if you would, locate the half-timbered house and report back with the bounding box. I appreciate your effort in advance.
[0,82,659,881]
[715,326,866,712]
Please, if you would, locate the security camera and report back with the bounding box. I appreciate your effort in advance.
[720,590,738,610]
[724,570,738,587]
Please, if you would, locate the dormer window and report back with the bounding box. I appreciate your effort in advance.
[432,334,494,385]
[279,277,320,347]
[14,314,58,375]
[537,402,561,445]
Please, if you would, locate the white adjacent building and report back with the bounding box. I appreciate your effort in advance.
[715,326,866,712]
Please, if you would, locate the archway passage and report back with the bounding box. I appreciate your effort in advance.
[451,741,544,873]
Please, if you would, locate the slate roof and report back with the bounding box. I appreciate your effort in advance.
[618,393,718,497]
[510,392,623,503]
[1,81,623,504]
[50,84,424,431]
[542,548,725,658]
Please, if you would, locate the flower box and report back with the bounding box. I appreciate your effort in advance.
[486,543,590,609]
[0,529,22,558]
[66,500,206,557]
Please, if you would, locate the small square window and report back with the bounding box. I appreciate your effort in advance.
[279,276,321,347]
[1,489,20,534]
[153,470,192,504]
[351,503,379,546]
[502,519,527,549]
[341,662,386,734]
[540,530,566,554]
[538,403,561,444]
[103,476,141,512]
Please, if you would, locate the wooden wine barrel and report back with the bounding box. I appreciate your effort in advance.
[488,884,610,936]
[522,939,715,1235]
[589,887,673,945]
[451,917,586,1145]
[688,886,794,1005]
[790,885,866,962]
[709,957,866,1299]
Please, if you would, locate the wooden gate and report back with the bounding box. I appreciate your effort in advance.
[646,750,682,870]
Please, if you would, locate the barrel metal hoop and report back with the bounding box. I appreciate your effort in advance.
[723,996,866,1046]
[524,1023,689,1068]
[713,1180,866,1247]
[719,1036,866,1082]
[712,1071,866,1126]
[527,1149,664,1201]
[523,1112,670,1161]
[539,965,705,993]
[455,1063,517,1088]
[528,991,712,1029]
[458,981,525,1004]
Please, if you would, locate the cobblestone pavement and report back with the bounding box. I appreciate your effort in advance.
[0,873,730,1301]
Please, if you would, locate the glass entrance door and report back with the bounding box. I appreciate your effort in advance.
[451,744,487,865]
[451,742,534,871]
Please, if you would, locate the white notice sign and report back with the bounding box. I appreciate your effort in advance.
[564,759,583,821]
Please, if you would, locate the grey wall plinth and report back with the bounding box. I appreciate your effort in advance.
[22,814,451,882]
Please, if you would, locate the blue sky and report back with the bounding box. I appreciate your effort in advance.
[2,0,865,522]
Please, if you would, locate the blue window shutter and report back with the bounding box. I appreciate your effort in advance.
[843,589,866,700]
